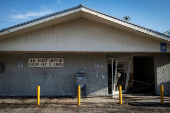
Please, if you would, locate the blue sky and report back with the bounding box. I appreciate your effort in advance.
[0,0,170,33]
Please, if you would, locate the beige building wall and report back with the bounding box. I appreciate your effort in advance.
[0,18,169,52]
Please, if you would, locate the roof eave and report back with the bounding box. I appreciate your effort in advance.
[81,7,170,42]
[0,4,170,43]
[0,6,83,38]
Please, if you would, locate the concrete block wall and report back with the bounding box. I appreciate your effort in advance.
[0,53,108,96]
[155,53,170,96]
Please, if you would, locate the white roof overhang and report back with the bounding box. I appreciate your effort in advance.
[0,4,170,44]
[0,7,82,39]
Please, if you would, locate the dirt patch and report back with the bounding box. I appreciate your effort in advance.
[0,95,170,112]
[0,102,170,113]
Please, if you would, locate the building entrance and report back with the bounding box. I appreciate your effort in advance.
[108,58,131,96]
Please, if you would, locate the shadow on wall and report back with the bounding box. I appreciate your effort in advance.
[156,60,170,96]
[157,81,170,96]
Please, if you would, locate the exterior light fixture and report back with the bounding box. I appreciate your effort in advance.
[82,17,84,22]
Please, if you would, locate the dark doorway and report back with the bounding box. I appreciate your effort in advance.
[108,59,114,94]
[108,64,112,94]
[108,59,116,94]
[129,56,155,94]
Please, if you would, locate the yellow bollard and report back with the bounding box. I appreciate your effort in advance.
[160,85,164,105]
[119,86,122,104]
[78,85,81,105]
[37,86,40,105]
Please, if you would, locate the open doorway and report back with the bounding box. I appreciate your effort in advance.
[108,59,113,94]
[108,59,131,95]
[128,56,155,94]
[114,60,131,94]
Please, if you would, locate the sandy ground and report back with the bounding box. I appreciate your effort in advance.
[0,95,170,113]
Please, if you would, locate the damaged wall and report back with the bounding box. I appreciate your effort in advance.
[155,53,170,95]
[0,53,108,96]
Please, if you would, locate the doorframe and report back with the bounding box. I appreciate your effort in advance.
[108,58,131,97]
[114,60,131,95]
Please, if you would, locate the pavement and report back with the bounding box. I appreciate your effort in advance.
[0,94,170,113]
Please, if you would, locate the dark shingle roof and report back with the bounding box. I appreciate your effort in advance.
[164,30,170,35]
[0,4,170,38]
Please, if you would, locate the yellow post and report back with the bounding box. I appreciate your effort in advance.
[160,85,164,105]
[119,86,122,104]
[78,85,81,105]
[37,86,40,105]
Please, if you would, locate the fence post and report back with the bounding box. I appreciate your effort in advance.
[119,86,122,104]
[78,85,81,105]
[37,86,40,105]
[160,85,164,105]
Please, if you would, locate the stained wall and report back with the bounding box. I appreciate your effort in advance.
[0,53,108,96]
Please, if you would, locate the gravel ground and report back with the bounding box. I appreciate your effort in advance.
[0,102,170,113]
[0,95,170,113]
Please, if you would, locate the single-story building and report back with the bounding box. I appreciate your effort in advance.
[0,4,170,96]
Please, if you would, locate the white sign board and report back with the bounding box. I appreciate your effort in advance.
[28,58,64,67]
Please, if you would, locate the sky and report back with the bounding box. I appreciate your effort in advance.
[0,0,170,33]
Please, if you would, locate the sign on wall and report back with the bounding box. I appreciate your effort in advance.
[28,58,64,67]
[18,61,23,69]
[160,43,167,52]
[94,61,100,68]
